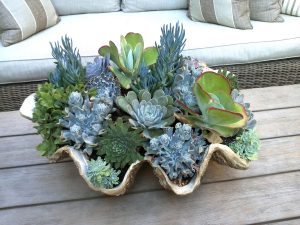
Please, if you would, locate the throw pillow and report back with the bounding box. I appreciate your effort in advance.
[188,0,252,29]
[0,0,59,47]
[281,0,300,16]
[250,0,284,22]
[121,0,187,12]
[51,0,121,16]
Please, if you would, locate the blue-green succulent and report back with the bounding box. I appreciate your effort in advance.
[146,123,207,181]
[87,157,121,189]
[116,89,175,138]
[86,56,120,101]
[59,91,113,155]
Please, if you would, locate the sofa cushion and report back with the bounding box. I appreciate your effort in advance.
[188,0,252,29]
[281,0,300,16]
[250,0,284,22]
[0,0,59,47]
[0,10,300,84]
[121,0,187,12]
[51,0,120,15]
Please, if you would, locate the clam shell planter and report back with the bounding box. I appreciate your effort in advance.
[20,94,249,196]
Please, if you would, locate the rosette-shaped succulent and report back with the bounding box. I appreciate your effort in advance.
[59,92,113,155]
[229,129,260,161]
[85,56,120,101]
[116,89,175,138]
[176,71,248,138]
[97,118,144,169]
[146,123,207,181]
[87,157,121,189]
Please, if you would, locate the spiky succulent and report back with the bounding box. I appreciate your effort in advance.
[231,89,256,129]
[172,57,206,111]
[49,35,85,88]
[146,123,207,181]
[85,56,120,101]
[116,89,175,138]
[87,157,121,189]
[97,118,144,169]
[229,129,260,161]
[59,92,113,155]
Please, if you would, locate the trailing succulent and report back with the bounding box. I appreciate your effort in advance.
[97,118,144,169]
[116,89,175,138]
[59,91,113,155]
[146,123,207,181]
[87,157,121,189]
[228,129,260,161]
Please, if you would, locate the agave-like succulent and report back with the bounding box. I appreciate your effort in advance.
[85,56,120,101]
[146,123,207,181]
[87,157,121,189]
[99,32,158,91]
[49,35,85,88]
[59,92,113,155]
[229,129,260,161]
[176,71,248,138]
[116,89,175,138]
[97,118,144,169]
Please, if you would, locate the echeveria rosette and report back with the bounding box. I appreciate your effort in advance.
[85,56,120,101]
[59,92,113,155]
[116,89,175,138]
[176,71,249,139]
[96,118,145,169]
[146,123,207,181]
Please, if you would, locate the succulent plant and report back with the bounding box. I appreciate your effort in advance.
[87,157,121,189]
[97,118,144,169]
[231,89,256,129]
[85,56,121,101]
[49,35,85,88]
[229,129,260,161]
[99,32,158,91]
[151,22,186,91]
[218,69,239,90]
[116,89,175,138]
[146,123,207,181]
[59,92,113,155]
[176,71,248,138]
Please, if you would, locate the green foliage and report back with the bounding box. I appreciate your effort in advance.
[97,118,144,169]
[32,82,86,156]
[49,35,85,88]
[87,157,121,189]
[229,129,260,161]
[99,32,158,91]
[176,71,248,138]
[218,69,239,90]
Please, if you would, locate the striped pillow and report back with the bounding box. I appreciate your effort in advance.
[281,0,300,16]
[188,0,252,29]
[121,0,187,12]
[0,0,59,47]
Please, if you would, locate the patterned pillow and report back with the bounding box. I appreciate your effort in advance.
[121,0,187,12]
[281,0,300,16]
[250,0,284,22]
[188,0,252,29]
[0,0,59,47]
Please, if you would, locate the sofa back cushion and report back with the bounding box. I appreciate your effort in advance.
[250,0,284,22]
[121,0,187,12]
[51,0,120,15]
[0,0,59,47]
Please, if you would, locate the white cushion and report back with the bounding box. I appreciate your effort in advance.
[0,10,300,84]
[51,0,120,15]
[121,0,187,12]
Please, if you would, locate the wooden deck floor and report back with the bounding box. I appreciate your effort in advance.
[0,84,300,225]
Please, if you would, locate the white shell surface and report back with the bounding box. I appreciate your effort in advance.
[19,93,36,120]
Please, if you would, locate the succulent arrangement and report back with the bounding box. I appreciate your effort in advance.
[28,23,260,194]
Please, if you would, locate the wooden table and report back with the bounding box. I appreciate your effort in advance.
[0,85,300,225]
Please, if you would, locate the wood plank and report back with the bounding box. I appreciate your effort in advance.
[269,218,300,225]
[1,136,299,209]
[0,172,299,225]
[241,84,300,111]
[0,111,35,137]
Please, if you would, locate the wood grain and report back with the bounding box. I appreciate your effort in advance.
[0,172,299,225]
